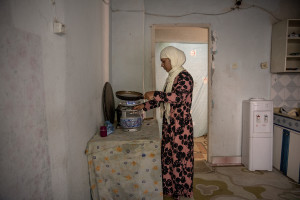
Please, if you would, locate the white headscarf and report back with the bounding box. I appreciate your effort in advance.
[160,46,186,123]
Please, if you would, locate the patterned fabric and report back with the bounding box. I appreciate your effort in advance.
[85,119,163,200]
[143,70,194,200]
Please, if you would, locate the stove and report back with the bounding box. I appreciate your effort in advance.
[115,92,144,132]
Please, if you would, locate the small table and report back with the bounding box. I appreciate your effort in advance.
[85,119,163,200]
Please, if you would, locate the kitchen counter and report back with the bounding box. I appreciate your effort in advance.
[273,107,300,121]
[273,113,300,133]
[273,109,300,184]
[274,112,300,121]
[85,119,163,200]
[273,108,300,133]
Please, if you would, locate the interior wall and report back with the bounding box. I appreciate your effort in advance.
[0,1,53,198]
[0,0,108,199]
[111,0,300,161]
[64,0,107,199]
[111,0,145,105]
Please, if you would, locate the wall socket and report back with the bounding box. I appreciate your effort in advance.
[261,62,268,69]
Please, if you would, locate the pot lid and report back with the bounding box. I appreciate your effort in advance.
[116,91,143,101]
[102,82,115,124]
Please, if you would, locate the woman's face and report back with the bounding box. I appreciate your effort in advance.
[161,58,172,72]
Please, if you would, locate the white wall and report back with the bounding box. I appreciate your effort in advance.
[0,0,108,199]
[111,0,300,161]
[64,0,108,199]
[111,0,145,105]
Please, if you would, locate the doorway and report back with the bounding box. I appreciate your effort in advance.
[151,25,211,162]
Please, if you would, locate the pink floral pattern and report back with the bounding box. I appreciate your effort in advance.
[143,70,194,199]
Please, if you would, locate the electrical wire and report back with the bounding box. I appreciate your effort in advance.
[239,4,281,21]
[111,8,235,17]
[112,9,143,13]
[51,0,58,22]
[145,9,235,17]
[109,3,280,21]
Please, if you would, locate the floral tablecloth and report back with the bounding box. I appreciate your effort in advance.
[85,119,163,200]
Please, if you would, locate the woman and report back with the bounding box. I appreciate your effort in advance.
[134,46,194,200]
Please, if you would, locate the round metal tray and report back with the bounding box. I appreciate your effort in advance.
[116,91,143,101]
[102,82,115,123]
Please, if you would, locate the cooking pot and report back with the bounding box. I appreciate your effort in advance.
[120,107,143,132]
[115,91,144,131]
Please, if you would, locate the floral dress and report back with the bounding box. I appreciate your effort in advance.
[142,70,194,199]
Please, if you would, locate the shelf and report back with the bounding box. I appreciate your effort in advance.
[285,69,300,72]
[271,19,300,73]
[288,38,300,43]
[286,56,300,59]
[288,19,300,27]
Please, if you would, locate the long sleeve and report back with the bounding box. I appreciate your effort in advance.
[141,71,193,112]
[142,99,160,111]
[153,73,193,105]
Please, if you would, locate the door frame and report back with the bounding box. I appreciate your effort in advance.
[151,24,212,162]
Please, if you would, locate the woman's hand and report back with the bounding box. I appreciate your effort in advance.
[133,104,144,110]
[144,91,155,100]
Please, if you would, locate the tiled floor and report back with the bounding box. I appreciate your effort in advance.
[163,135,300,199]
[194,135,207,161]
[164,165,300,200]
[193,166,300,200]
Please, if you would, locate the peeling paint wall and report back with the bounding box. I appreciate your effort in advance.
[0,0,107,199]
[0,1,53,199]
[111,0,300,161]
